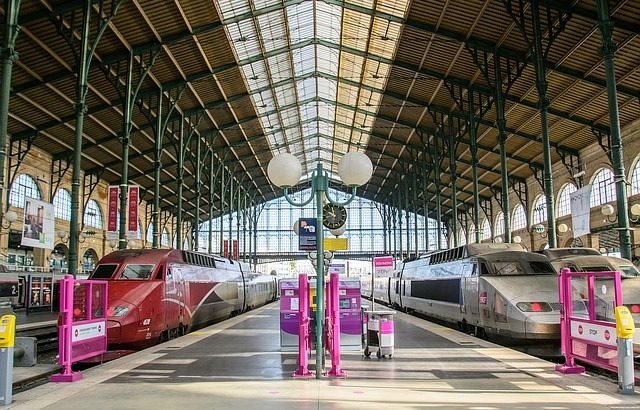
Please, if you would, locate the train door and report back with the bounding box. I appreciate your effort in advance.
[464,261,480,320]
[164,266,185,330]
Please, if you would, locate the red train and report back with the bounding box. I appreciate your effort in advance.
[89,249,278,349]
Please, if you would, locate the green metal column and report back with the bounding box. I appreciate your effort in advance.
[404,181,410,255]
[396,190,403,258]
[220,165,225,254]
[314,168,326,379]
[194,135,201,251]
[468,91,481,244]
[208,151,214,253]
[596,0,632,260]
[494,55,511,242]
[434,135,442,249]
[532,1,557,248]
[69,2,93,277]
[228,173,234,256]
[422,152,430,251]
[0,0,21,215]
[449,119,458,247]
[152,87,163,249]
[118,52,133,250]
[176,117,184,250]
[412,171,418,256]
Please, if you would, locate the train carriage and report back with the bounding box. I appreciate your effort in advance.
[369,244,561,348]
[90,249,277,349]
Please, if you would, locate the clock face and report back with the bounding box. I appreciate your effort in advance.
[322,204,347,229]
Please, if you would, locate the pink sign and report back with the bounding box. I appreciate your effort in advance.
[373,256,394,277]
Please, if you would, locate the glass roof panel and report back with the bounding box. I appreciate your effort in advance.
[215,0,409,179]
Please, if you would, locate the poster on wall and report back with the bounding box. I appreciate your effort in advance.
[128,185,139,238]
[570,184,593,238]
[21,197,55,249]
[107,185,119,240]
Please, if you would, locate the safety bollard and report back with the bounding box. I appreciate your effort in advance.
[0,314,16,406]
[615,306,635,395]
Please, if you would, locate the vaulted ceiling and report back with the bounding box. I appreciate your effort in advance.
[5,0,640,222]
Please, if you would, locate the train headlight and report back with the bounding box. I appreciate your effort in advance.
[108,306,130,317]
[516,302,553,312]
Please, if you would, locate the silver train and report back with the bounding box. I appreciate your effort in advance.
[363,243,560,347]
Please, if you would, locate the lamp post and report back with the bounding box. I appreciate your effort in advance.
[267,151,372,378]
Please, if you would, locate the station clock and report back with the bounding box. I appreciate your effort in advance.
[322,203,347,230]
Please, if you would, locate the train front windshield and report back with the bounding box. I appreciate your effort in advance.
[90,264,119,279]
[488,258,556,276]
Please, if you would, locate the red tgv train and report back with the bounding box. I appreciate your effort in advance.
[89,249,278,349]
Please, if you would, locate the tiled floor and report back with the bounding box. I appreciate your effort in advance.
[8,304,640,409]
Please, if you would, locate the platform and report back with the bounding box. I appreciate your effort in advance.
[7,303,640,409]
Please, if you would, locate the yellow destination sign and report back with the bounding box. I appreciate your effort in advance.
[323,237,348,251]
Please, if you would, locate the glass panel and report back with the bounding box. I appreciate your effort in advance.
[119,264,155,280]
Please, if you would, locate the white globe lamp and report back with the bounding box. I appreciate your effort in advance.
[4,210,17,223]
[631,204,640,217]
[267,153,302,188]
[512,235,522,244]
[557,223,569,234]
[329,224,346,236]
[293,220,300,235]
[494,236,503,244]
[337,152,373,187]
[600,203,615,216]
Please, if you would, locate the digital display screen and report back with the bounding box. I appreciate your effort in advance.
[339,298,351,309]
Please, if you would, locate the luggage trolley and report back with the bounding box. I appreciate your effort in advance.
[363,310,395,359]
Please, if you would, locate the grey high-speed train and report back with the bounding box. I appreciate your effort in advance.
[363,243,561,347]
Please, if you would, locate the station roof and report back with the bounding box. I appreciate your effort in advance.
[6,0,640,222]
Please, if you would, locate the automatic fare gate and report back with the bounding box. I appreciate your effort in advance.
[556,268,635,394]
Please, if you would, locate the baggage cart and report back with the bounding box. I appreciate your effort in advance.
[363,310,395,359]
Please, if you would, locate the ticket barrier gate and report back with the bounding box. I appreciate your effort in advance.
[556,268,635,394]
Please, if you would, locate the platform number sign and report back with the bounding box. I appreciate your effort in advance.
[0,283,18,297]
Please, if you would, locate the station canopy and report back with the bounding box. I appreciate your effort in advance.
[6,0,640,221]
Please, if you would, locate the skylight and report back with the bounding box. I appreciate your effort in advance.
[214,0,409,180]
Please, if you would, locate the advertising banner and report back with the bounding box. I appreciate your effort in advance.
[373,256,395,277]
[223,239,229,258]
[107,186,119,237]
[570,184,592,238]
[232,239,238,260]
[21,197,55,249]
[127,185,139,237]
[298,218,317,251]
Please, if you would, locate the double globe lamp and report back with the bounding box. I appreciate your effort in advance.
[267,151,373,378]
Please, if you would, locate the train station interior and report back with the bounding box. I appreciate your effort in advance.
[2,0,640,408]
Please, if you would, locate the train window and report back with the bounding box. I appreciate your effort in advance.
[90,264,119,279]
[528,261,556,274]
[119,264,155,280]
[619,265,640,277]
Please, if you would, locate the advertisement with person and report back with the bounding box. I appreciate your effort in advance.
[21,197,55,249]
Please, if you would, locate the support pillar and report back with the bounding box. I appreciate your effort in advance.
[0,0,21,215]
[532,0,557,248]
[152,87,163,249]
[176,117,184,249]
[494,55,511,242]
[69,3,93,277]
[468,91,481,244]
[596,0,632,260]
[118,52,133,250]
